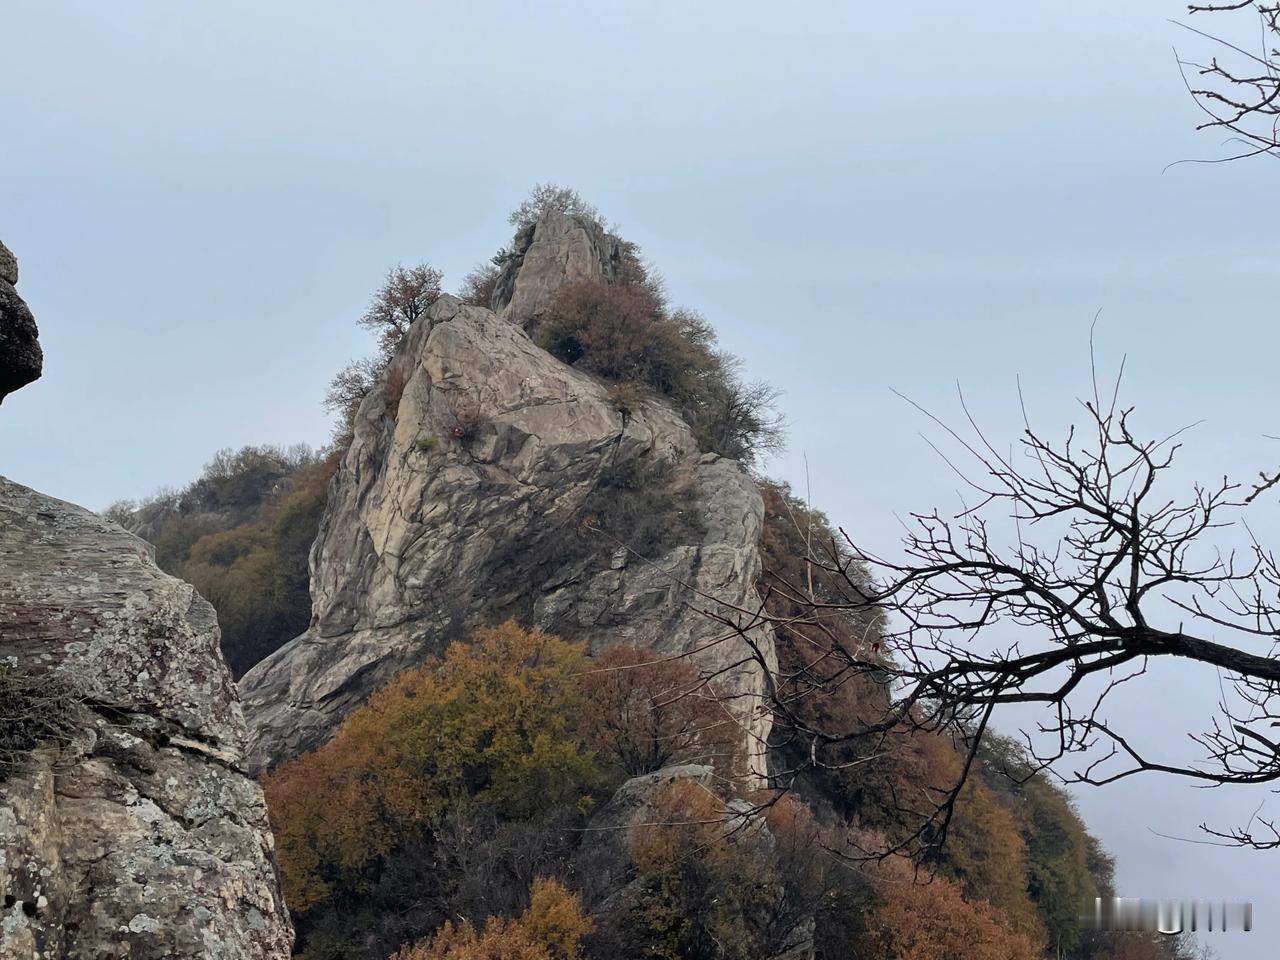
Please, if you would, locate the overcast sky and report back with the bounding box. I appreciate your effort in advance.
[2,2,1276,954]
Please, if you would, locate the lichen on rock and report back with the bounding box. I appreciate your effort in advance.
[0,478,294,958]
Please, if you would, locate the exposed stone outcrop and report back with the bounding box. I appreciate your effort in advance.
[575,765,814,960]
[492,210,631,332]
[0,478,294,958]
[0,240,42,404]
[240,211,777,775]
[573,765,734,903]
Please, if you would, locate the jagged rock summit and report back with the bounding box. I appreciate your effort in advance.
[239,210,778,774]
[0,242,292,959]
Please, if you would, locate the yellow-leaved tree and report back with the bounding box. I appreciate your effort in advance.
[262,622,604,913]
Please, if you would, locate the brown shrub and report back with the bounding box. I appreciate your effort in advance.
[459,260,503,309]
[390,877,591,960]
[0,666,81,779]
[580,645,742,778]
[447,394,490,444]
[609,782,827,960]
[538,280,782,463]
[857,855,1042,960]
[383,361,411,421]
[604,381,647,420]
[538,281,695,391]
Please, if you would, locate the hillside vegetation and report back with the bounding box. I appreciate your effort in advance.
[111,186,1205,960]
[106,444,338,677]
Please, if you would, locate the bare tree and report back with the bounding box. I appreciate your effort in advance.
[1179,2,1280,159]
[716,361,1280,860]
[323,355,385,415]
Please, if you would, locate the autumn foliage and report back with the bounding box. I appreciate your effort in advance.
[859,856,1040,960]
[262,609,1117,959]
[390,878,591,960]
[106,444,335,677]
[612,781,830,960]
[118,188,1147,960]
[538,280,782,463]
[579,645,741,778]
[359,262,443,357]
[262,622,603,914]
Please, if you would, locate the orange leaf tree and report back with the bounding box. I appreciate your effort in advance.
[390,877,592,960]
[262,621,604,913]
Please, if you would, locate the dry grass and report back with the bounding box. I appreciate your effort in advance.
[0,665,82,778]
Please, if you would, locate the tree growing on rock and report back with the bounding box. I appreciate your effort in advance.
[326,261,443,445]
[359,263,443,357]
[509,183,604,232]
[538,280,783,464]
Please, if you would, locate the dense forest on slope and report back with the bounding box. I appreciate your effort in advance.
[106,444,339,676]
[109,187,1207,960]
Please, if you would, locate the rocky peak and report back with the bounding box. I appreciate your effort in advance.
[0,239,43,404]
[491,209,631,332]
[239,217,777,777]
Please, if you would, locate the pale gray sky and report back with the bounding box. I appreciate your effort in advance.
[1,2,1275,954]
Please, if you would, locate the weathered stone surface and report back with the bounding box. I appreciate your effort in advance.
[0,241,16,286]
[240,213,777,775]
[0,478,293,959]
[494,210,629,332]
[0,242,42,405]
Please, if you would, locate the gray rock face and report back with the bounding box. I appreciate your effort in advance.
[493,210,630,332]
[0,241,43,404]
[240,213,777,776]
[0,478,293,959]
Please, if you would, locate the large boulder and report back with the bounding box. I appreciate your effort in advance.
[0,478,293,960]
[0,240,43,404]
[240,213,778,776]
